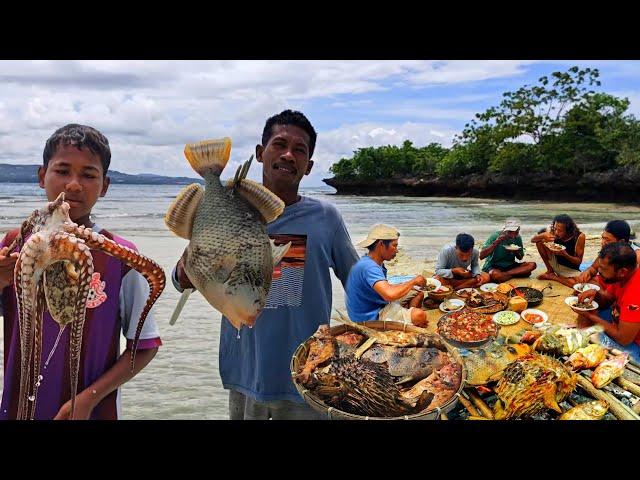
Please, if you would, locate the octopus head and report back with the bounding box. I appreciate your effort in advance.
[44,192,72,227]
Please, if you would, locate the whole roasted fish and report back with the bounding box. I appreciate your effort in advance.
[296,325,337,385]
[493,353,577,420]
[592,353,629,389]
[558,400,609,420]
[361,345,451,382]
[399,362,462,410]
[566,344,608,371]
[463,343,531,386]
[165,138,290,329]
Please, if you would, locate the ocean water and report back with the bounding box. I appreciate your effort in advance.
[1,182,640,419]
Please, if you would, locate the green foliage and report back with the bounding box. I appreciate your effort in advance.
[328,66,640,180]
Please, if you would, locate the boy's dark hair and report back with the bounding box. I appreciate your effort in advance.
[367,239,395,252]
[599,241,637,270]
[262,110,317,158]
[604,220,631,242]
[455,233,475,252]
[43,124,111,176]
[553,214,580,237]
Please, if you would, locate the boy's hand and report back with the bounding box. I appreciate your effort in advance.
[451,267,472,278]
[53,390,97,420]
[0,246,19,290]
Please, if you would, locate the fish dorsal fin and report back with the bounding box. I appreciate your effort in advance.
[541,387,562,413]
[270,239,291,266]
[184,137,232,177]
[226,178,285,223]
[164,183,204,239]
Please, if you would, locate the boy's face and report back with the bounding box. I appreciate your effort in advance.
[256,124,313,191]
[38,144,110,222]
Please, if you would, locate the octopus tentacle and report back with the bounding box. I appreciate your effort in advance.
[27,282,45,420]
[45,232,94,420]
[63,224,166,371]
[15,233,46,420]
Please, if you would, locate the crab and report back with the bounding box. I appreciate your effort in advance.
[8,192,166,420]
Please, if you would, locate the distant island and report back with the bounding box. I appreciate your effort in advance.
[324,66,640,204]
[0,163,204,185]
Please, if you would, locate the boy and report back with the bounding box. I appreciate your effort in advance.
[0,124,161,420]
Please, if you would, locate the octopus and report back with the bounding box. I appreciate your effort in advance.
[8,192,166,420]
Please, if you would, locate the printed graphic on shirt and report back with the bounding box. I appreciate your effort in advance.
[86,272,107,309]
[265,234,306,308]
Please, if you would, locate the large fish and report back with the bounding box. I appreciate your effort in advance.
[566,344,608,371]
[592,353,629,389]
[165,138,290,329]
[361,345,451,382]
[463,342,531,386]
[533,325,603,356]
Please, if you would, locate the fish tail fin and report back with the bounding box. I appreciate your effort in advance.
[184,137,232,177]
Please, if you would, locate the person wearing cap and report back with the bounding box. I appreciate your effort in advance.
[531,214,586,282]
[434,233,491,289]
[480,218,537,283]
[346,224,428,326]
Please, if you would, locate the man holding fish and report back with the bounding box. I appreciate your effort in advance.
[170,110,359,419]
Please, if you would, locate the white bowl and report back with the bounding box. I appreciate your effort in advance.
[521,308,549,325]
[573,283,601,294]
[504,244,520,251]
[425,278,442,291]
[479,283,499,293]
[492,310,521,326]
[439,298,465,313]
[544,242,566,252]
[565,296,599,312]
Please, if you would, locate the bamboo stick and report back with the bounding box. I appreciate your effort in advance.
[440,412,448,420]
[457,392,480,417]
[576,375,640,420]
[615,377,640,398]
[634,401,640,415]
[466,389,494,419]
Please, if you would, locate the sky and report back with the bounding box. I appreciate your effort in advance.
[1,60,639,186]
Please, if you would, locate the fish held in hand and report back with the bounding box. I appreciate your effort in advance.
[165,138,289,329]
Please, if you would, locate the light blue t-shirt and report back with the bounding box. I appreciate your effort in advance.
[345,255,389,323]
[211,196,359,403]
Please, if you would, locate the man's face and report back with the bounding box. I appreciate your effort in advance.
[256,124,313,191]
[601,231,619,247]
[381,239,399,261]
[598,256,626,284]
[455,247,472,263]
[504,228,519,239]
[553,222,567,238]
[38,145,109,221]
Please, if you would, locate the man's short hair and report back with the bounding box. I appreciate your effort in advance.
[262,109,317,157]
[455,233,475,252]
[599,241,637,271]
[604,220,631,242]
[43,124,111,176]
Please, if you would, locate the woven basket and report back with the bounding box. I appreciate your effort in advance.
[290,321,467,420]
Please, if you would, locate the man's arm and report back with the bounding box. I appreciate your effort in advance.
[434,247,454,278]
[373,276,425,302]
[480,232,505,260]
[531,228,554,244]
[172,249,194,292]
[579,311,640,346]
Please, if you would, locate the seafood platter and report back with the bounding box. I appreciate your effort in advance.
[438,310,499,349]
[291,313,466,420]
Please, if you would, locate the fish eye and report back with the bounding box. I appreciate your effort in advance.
[255,278,263,287]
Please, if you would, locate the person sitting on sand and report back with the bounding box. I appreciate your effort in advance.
[575,242,640,363]
[346,224,428,327]
[531,214,586,282]
[480,218,537,283]
[434,233,491,289]
[549,220,640,289]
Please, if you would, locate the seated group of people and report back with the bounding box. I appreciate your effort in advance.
[345,217,640,363]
